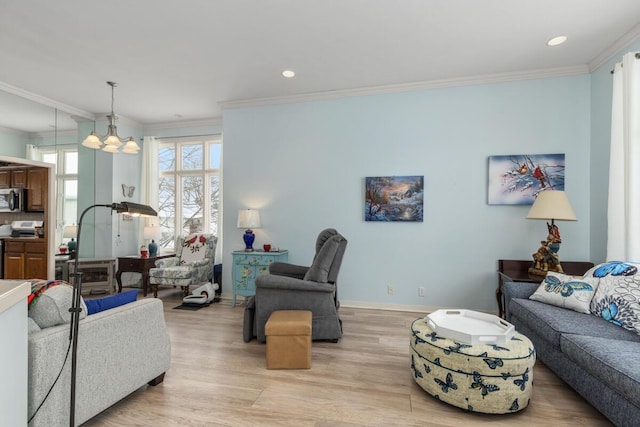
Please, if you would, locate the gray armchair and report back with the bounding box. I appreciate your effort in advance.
[243,228,347,343]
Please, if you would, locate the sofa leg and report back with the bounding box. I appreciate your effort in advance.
[148,373,165,386]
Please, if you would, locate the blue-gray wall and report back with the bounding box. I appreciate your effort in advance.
[223,74,592,312]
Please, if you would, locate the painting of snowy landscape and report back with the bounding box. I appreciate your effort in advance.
[365,176,424,222]
[488,153,565,205]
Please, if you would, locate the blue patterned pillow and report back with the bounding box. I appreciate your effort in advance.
[587,261,640,334]
[84,289,138,315]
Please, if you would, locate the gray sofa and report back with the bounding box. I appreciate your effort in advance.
[505,281,640,427]
[28,297,171,426]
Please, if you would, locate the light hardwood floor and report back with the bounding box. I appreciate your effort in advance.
[84,290,612,426]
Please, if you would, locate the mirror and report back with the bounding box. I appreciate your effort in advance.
[0,88,84,279]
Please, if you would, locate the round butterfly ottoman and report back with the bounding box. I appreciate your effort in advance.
[410,317,536,414]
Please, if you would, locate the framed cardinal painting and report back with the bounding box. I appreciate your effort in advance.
[487,154,565,205]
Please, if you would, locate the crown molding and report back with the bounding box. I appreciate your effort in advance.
[0,125,27,136]
[32,129,77,139]
[143,117,223,131]
[0,81,95,120]
[220,65,589,111]
[588,23,640,71]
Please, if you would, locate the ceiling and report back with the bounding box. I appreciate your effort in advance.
[1,0,639,133]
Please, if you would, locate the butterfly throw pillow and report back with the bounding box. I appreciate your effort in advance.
[529,271,599,314]
[587,261,640,334]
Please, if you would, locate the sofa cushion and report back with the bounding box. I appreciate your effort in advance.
[529,272,600,314]
[561,334,640,408]
[304,235,341,283]
[28,284,87,328]
[509,298,640,350]
[84,289,138,315]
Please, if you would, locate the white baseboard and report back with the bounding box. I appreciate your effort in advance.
[217,293,498,316]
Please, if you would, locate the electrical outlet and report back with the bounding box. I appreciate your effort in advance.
[387,285,394,295]
[418,287,425,297]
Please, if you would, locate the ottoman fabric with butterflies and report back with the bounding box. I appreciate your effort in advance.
[410,317,536,414]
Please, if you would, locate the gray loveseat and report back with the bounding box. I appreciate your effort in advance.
[505,281,640,427]
[28,295,171,426]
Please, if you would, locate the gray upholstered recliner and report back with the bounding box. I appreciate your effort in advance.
[243,228,347,343]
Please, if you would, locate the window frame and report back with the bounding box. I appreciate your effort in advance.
[158,136,222,250]
[37,144,78,248]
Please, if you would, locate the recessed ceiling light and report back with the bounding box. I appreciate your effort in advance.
[547,36,567,46]
[282,70,295,78]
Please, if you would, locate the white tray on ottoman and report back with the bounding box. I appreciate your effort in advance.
[427,309,514,345]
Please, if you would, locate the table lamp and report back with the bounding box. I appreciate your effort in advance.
[237,209,261,251]
[526,190,577,278]
[63,225,78,252]
[144,225,161,256]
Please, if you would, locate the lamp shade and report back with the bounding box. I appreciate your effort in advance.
[237,209,261,229]
[143,225,161,240]
[526,191,577,221]
[113,202,158,217]
[63,225,77,238]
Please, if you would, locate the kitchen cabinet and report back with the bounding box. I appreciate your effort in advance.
[4,239,47,280]
[0,168,27,189]
[0,170,10,188]
[27,168,47,212]
[11,168,27,188]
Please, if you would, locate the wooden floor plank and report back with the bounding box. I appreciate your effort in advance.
[83,290,612,426]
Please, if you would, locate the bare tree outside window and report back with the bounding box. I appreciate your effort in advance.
[158,139,221,251]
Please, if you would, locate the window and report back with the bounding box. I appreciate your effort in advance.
[39,145,78,247]
[158,137,221,250]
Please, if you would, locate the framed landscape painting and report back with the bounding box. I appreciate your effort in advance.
[365,175,424,222]
[488,153,565,205]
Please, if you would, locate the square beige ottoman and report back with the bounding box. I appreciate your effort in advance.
[265,310,312,369]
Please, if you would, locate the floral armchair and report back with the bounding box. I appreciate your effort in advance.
[149,234,217,298]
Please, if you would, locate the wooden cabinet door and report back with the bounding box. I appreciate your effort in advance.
[0,170,11,188]
[4,253,25,279]
[25,241,46,279]
[27,168,47,212]
[11,169,27,188]
[25,252,47,279]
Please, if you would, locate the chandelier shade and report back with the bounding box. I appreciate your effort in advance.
[82,81,140,154]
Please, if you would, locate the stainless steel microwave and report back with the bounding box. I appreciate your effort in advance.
[0,188,25,212]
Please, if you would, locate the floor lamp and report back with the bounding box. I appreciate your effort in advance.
[69,202,157,427]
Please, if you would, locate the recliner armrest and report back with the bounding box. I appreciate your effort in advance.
[268,262,309,279]
[256,274,335,293]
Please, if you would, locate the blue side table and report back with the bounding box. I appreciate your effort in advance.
[231,250,288,307]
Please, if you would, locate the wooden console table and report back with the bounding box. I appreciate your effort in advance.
[116,254,174,297]
[497,259,594,319]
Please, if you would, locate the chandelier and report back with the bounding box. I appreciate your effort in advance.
[82,81,140,154]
